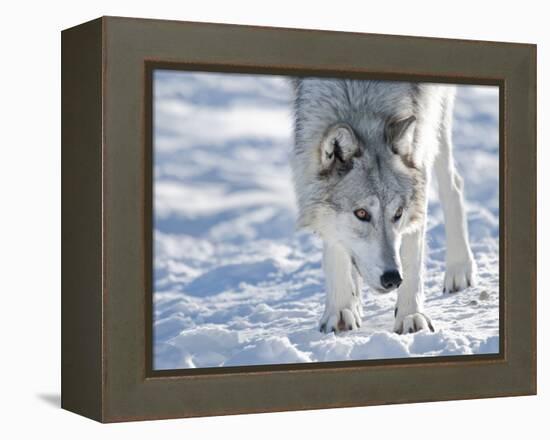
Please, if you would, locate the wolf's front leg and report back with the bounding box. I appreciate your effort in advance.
[393,226,434,334]
[319,241,363,333]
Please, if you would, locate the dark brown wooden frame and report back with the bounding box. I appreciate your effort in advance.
[62,16,536,423]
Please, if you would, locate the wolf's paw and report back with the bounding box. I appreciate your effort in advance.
[444,256,477,293]
[319,302,362,333]
[393,312,434,334]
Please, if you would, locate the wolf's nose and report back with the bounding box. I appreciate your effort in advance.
[381,270,402,290]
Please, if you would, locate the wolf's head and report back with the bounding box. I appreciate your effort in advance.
[292,79,429,293]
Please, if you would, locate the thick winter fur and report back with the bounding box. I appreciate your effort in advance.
[291,78,477,334]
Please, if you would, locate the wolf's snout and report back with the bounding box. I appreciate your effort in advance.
[380,270,402,290]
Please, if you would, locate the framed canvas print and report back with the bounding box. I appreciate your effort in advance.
[61,16,536,422]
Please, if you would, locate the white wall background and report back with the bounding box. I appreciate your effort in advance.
[0,0,545,437]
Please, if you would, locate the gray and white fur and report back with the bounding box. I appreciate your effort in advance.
[290,78,476,334]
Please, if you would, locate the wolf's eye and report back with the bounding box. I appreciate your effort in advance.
[354,208,371,222]
[393,207,404,222]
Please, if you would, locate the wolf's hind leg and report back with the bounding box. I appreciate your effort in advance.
[434,105,477,293]
[319,241,362,333]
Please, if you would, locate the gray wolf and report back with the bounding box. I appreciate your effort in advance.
[290,78,476,334]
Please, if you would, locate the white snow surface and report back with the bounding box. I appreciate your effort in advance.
[153,70,500,370]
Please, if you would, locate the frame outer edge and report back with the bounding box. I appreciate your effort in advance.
[530,43,537,395]
[61,17,104,422]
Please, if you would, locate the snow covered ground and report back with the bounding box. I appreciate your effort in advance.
[152,70,500,370]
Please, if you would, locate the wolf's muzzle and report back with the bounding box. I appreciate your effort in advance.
[380,270,402,290]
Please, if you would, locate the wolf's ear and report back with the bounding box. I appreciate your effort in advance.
[385,115,416,156]
[319,123,360,172]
